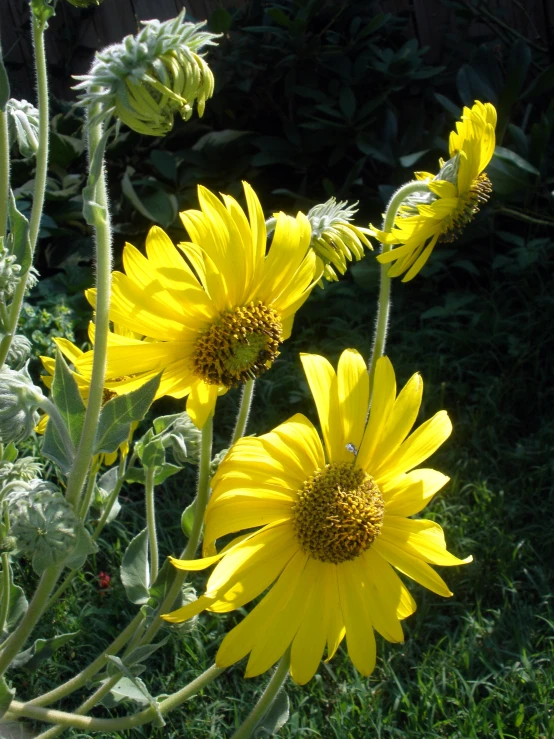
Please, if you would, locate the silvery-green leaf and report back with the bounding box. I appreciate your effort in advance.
[11,631,78,671]
[62,525,98,571]
[99,676,149,709]
[125,463,181,486]
[141,438,165,469]
[106,656,165,727]
[181,500,196,538]
[0,677,15,718]
[253,690,290,737]
[94,374,160,454]
[120,529,150,605]
[7,192,31,274]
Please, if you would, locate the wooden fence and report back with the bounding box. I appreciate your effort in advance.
[2,0,553,100]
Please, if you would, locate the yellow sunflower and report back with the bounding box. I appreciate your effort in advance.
[162,349,471,683]
[76,182,322,429]
[371,101,496,281]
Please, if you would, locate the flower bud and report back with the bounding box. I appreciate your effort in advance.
[74,11,219,135]
[0,456,42,486]
[6,481,86,575]
[162,412,201,465]
[6,99,40,158]
[0,364,43,444]
[6,335,32,370]
[0,239,22,298]
[305,198,372,283]
[209,447,229,479]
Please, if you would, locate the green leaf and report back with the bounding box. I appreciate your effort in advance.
[8,192,32,274]
[94,374,160,455]
[339,87,356,120]
[522,63,554,101]
[141,439,166,469]
[209,7,232,33]
[99,676,150,709]
[125,464,181,486]
[0,677,15,718]
[152,413,182,434]
[0,57,10,112]
[181,500,196,538]
[121,169,177,229]
[0,566,28,639]
[434,93,460,118]
[11,631,78,671]
[266,8,292,28]
[42,351,86,473]
[253,690,290,737]
[106,656,165,727]
[123,636,170,668]
[121,529,150,605]
[63,525,98,570]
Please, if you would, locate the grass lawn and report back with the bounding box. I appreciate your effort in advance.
[15,227,554,738]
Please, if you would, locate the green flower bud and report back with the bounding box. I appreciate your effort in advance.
[0,240,22,298]
[305,198,372,283]
[6,99,40,158]
[209,447,229,479]
[7,482,83,575]
[162,412,201,465]
[74,11,219,136]
[0,457,43,486]
[0,536,16,553]
[0,365,43,444]
[6,335,32,370]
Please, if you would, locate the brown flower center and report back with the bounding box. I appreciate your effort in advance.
[193,301,282,388]
[439,172,492,243]
[292,462,385,564]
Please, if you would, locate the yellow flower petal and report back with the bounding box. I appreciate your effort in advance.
[381,516,472,567]
[357,355,396,471]
[186,381,218,429]
[300,353,341,461]
[336,348,369,463]
[338,559,377,676]
[290,562,329,685]
[373,537,453,597]
[383,469,450,516]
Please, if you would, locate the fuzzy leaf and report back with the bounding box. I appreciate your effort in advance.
[106,656,165,727]
[11,631,78,671]
[8,192,32,274]
[121,529,150,604]
[125,464,181,486]
[0,677,15,718]
[253,690,290,737]
[94,374,160,454]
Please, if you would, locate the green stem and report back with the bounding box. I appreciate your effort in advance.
[8,664,224,732]
[28,612,143,707]
[37,396,76,463]
[145,465,158,582]
[368,181,430,394]
[0,12,50,366]
[231,650,291,739]
[77,460,99,519]
[0,566,59,677]
[231,379,255,445]
[138,415,213,648]
[0,109,9,242]
[0,552,11,636]
[64,114,112,509]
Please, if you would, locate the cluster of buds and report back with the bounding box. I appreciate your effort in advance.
[6,335,32,370]
[0,364,44,444]
[74,11,218,136]
[305,198,372,282]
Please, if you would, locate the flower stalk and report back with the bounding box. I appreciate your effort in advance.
[231,378,255,445]
[145,464,159,582]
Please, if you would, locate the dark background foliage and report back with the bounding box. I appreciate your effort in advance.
[2,0,554,736]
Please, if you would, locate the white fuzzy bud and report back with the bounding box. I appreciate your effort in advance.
[0,364,43,444]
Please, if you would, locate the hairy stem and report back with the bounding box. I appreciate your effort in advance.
[145,465,159,582]
[0,11,50,366]
[0,552,11,636]
[9,664,224,732]
[231,650,291,739]
[231,379,255,445]
[64,114,112,509]
[0,108,8,241]
[368,181,430,394]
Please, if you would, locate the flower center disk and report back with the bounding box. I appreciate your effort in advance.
[193,301,282,388]
[292,462,385,564]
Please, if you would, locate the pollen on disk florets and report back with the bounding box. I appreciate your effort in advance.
[73,11,219,135]
[292,462,385,564]
[193,302,282,388]
[438,172,492,243]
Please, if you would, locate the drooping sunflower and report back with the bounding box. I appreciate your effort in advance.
[76,182,321,429]
[162,349,471,683]
[371,101,496,281]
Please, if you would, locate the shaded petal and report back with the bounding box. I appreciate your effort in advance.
[186,381,219,429]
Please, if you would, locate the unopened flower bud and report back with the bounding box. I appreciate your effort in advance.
[0,240,22,297]
[0,536,16,553]
[305,198,372,283]
[0,456,42,485]
[74,11,219,136]
[162,412,201,465]
[0,364,43,444]
[7,482,87,575]
[6,99,40,158]
[209,447,229,479]
[6,335,32,370]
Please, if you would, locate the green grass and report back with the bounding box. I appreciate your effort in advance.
[12,228,554,737]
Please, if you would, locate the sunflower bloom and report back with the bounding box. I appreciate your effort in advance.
[77,182,322,429]
[371,101,496,281]
[162,350,471,683]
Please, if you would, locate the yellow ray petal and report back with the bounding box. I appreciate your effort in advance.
[290,561,328,684]
[383,469,450,516]
[373,537,453,597]
[381,516,472,567]
[336,349,369,463]
[338,559,377,676]
[186,380,218,429]
[258,414,325,481]
[363,547,416,621]
[324,564,345,661]
[357,355,396,471]
[300,353,341,462]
